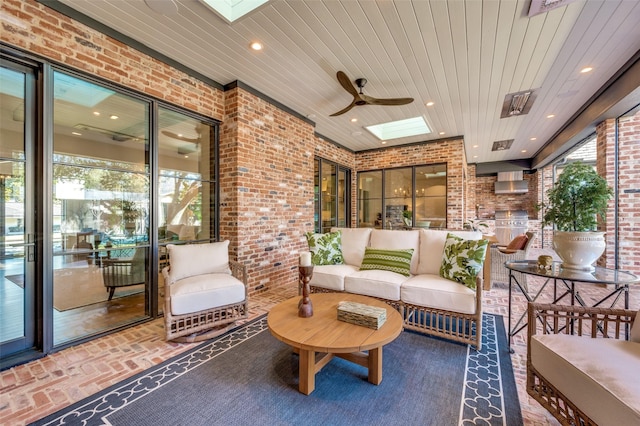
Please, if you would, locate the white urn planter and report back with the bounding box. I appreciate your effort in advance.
[552,231,606,271]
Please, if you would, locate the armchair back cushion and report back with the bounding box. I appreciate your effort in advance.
[506,234,528,250]
[167,241,231,282]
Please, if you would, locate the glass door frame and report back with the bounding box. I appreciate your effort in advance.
[0,55,41,366]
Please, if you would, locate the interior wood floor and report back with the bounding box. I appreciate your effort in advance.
[1,247,638,426]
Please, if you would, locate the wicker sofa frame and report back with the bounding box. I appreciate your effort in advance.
[527,302,637,426]
[163,259,248,343]
[311,273,483,349]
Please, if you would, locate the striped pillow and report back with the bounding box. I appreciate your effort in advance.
[359,247,414,277]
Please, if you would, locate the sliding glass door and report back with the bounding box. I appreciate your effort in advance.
[51,71,151,345]
[0,60,37,358]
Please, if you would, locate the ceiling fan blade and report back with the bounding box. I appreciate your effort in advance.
[364,96,414,106]
[161,130,200,143]
[336,71,359,98]
[329,100,357,117]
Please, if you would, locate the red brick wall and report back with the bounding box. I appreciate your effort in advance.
[1,0,224,119]
[598,111,640,274]
[355,139,468,229]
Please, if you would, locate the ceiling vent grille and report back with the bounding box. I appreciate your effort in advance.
[500,90,537,118]
[492,139,513,151]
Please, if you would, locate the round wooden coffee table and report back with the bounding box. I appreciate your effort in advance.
[267,292,403,395]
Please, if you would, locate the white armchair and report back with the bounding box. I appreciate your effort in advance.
[490,231,536,290]
[162,241,248,342]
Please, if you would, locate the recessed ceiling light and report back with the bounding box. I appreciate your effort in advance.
[350,118,358,123]
[547,114,555,119]
[93,111,101,116]
[530,137,537,141]
[473,155,478,159]
[472,145,479,148]
[250,41,263,51]
[110,115,119,120]
[439,131,445,135]
[71,132,82,136]
[521,150,527,153]
[426,101,434,107]
[580,67,593,74]
[381,141,387,145]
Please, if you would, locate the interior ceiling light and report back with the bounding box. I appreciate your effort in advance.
[580,67,593,73]
[250,41,263,51]
[365,116,431,141]
[500,90,538,118]
[199,0,270,24]
[547,114,555,118]
[491,139,514,152]
[426,101,434,107]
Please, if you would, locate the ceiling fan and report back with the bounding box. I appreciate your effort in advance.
[161,130,200,143]
[330,71,414,117]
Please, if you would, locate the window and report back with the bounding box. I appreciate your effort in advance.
[358,164,446,229]
[314,159,350,233]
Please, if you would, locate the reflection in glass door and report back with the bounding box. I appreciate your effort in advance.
[52,70,151,345]
[0,62,36,357]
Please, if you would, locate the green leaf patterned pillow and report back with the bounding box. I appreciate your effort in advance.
[439,233,488,289]
[305,231,345,265]
[360,247,414,277]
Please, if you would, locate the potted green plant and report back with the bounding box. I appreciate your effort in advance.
[540,161,613,271]
[402,209,412,227]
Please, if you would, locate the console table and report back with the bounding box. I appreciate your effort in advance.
[505,260,638,349]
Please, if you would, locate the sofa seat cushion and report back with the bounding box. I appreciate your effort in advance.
[331,227,372,266]
[309,264,359,291]
[344,269,408,301]
[531,334,640,426]
[169,273,245,316]
[401,274,477,315]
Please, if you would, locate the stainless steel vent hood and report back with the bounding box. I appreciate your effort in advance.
[495,171,528,194]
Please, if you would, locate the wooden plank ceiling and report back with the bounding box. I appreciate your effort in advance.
[54,0,640,167]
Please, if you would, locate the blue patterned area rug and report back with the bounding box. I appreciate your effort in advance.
[33,313,521,426]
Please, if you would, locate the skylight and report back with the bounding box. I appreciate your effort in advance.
[365,116,431,141]
[199,0,269,23]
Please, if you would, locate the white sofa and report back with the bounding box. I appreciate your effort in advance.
[527,303,639,426]
[309,227,486,349]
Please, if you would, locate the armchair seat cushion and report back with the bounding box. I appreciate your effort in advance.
[401,275,477,314]
[169,273,246,316]
[531,334,640,426]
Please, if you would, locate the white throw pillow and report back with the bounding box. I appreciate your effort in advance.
[631,309,640,343]
[168,241,231,282]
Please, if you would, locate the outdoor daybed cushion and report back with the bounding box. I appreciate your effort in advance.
[166,242,245,316]
[530,334,640,426]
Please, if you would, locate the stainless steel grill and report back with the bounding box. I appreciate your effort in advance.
[495,210,528,245]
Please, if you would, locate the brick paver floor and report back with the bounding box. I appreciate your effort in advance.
[1,249,637,425]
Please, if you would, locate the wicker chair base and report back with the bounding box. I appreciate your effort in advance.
[164,300,248,342]
[527,367,595,426]
[310,286,481,350]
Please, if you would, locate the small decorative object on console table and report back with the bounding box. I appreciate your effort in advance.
[298,264,314,317]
